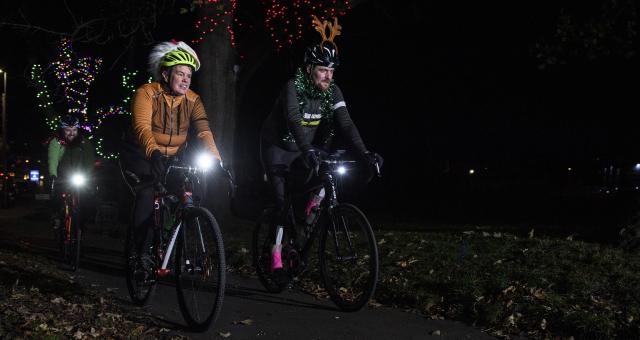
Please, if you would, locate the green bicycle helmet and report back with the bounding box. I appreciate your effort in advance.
[149,40,201,80]
[161,48,199,70]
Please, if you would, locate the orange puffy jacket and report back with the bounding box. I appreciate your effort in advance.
[131,82,221,160]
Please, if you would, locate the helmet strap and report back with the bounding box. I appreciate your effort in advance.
[161,68,171,83]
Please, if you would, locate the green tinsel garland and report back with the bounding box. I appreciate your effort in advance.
[282,68,335,143]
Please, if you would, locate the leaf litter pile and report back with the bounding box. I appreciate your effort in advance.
[0,248,185,339]
[371,229,640,339]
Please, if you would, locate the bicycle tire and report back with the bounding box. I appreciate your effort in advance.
[124,223,156,305]
[252,208,288,293]
[319,203,379,312]
[60,205,70,265]
[71,219,81,271]
[175,206,225,332]
[61,199,81,271]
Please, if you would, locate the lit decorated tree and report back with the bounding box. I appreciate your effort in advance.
[50,38,103,130]
[30,40,146,160]
[30,38,102,133]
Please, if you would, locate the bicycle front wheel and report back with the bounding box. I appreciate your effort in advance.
[319,203,379,312]
[175,207,225,332]
[71,221,81,271]
[62,202,81,271]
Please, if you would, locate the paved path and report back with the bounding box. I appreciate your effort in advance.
[0,199,497,339]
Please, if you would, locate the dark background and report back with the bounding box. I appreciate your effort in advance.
[1,1,639,236]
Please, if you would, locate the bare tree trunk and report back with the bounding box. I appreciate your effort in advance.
[197,1,237,222]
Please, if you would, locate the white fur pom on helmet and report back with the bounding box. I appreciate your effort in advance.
[148,40,201,81]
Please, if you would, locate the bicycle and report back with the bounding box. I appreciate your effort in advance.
[253,150,381,311]
[120,153,230,331]
[53,172,89,271]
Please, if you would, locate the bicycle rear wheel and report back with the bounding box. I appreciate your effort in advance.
[252,208,289,293]
[175,207,225,332]
[124,223,156,305]
[319,203,379,311]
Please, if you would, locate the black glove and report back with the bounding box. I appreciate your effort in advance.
[150,150,165,179]
[302,148,319,170]
[219,160,233,179]
[363,151,383,168]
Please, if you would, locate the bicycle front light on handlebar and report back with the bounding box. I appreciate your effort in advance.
[195,153,215,171]
[337,166,347,175]
[70,173,87,187]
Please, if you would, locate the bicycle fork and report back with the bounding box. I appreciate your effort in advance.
[329,211,358,262]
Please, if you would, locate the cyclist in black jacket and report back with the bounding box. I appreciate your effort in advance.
[259,16,383,271]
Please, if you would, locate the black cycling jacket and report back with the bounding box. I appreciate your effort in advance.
[260,78,367,154]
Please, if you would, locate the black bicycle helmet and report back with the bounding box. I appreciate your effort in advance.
[59,114,80,129]
[304,43,339,68]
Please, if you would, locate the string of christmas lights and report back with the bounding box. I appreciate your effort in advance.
[262,0,351,50]
[93,106,129,160]
[95,137,119,160]
[121,69,139,106]
[92,68,145,160]
[50,38,102,124]
[192,0,240,47]
[30,64,57,131]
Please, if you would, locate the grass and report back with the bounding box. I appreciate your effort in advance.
[371,229,640,339]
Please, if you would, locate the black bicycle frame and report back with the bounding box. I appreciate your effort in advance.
[281,157,355,260]
[151,164,200,277]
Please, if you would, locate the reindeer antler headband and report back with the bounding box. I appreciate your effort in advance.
[311,15,342,53]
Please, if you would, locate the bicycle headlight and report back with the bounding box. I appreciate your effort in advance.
[336,166,346,175]
[196,153,214,171]
[70,173,86,187]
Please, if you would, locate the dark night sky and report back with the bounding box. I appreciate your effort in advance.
[1,1,639,221]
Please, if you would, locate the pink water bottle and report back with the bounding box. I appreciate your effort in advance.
[304,188,325,225]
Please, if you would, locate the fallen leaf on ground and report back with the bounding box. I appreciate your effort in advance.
[233,319,253,325]
[51,297,65,304]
